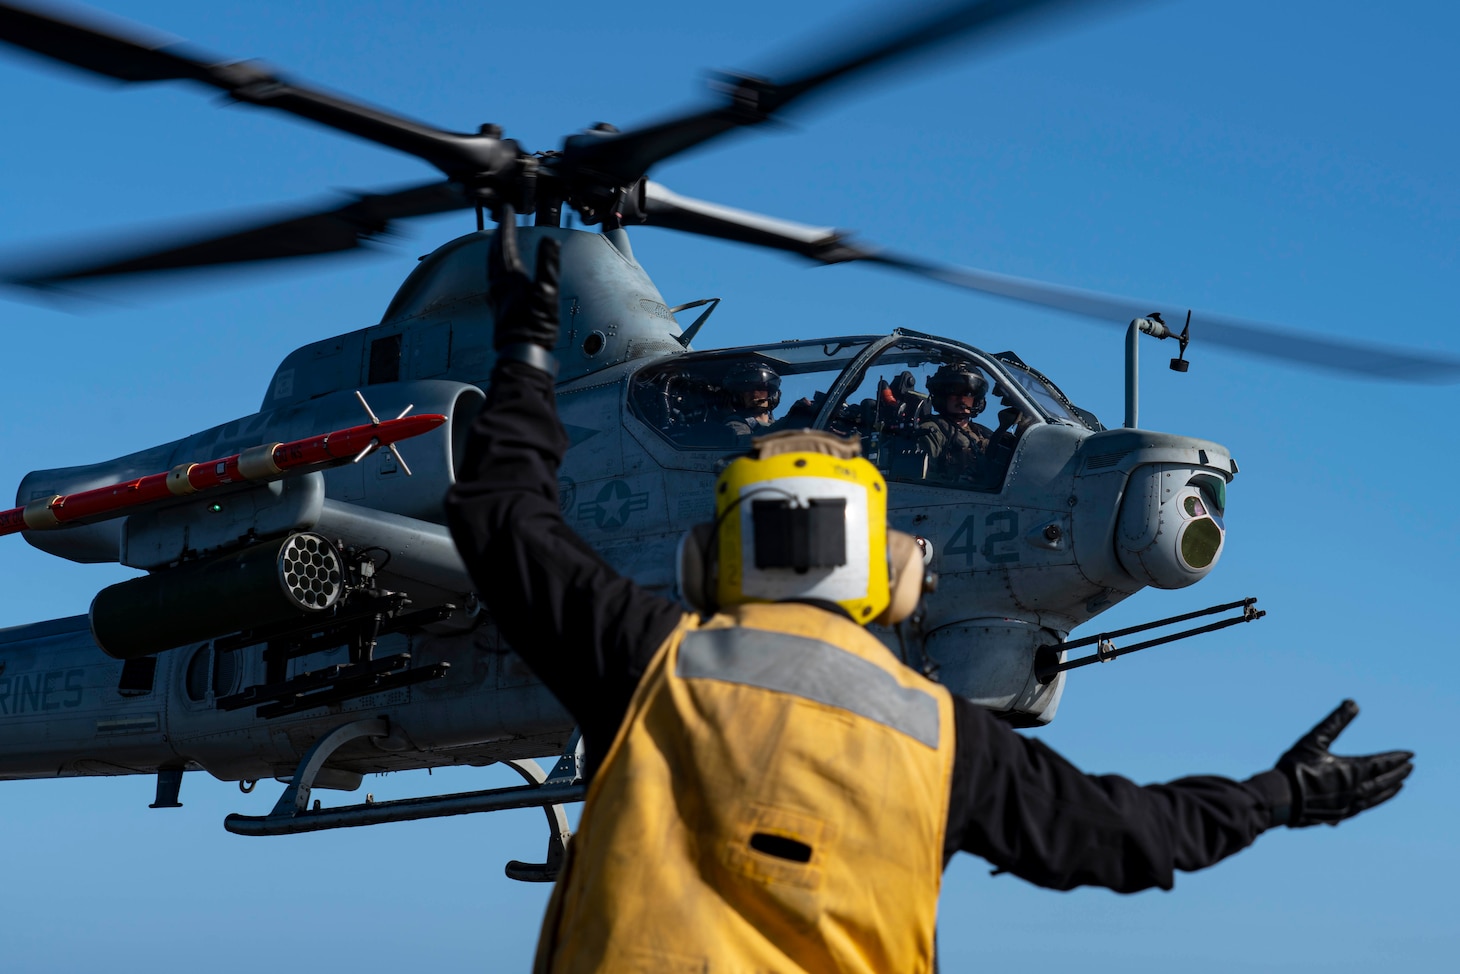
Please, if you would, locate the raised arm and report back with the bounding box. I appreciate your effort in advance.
[444,216,684,770]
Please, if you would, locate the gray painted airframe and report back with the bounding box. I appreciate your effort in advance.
[0,225,1235,869]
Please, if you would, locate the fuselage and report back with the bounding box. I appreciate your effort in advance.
[0,227,1235,787]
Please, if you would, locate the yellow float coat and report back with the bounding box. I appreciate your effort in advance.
[534,602,956,973]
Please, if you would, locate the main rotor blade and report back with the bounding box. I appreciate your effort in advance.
[867,254,1460,383]
[0,2,515,179]
[562,0,1120,184]
[635,182,871,262]
[5,181,469,289]
[636,183,1460,383]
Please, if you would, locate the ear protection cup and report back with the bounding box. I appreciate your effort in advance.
[676,522,717,613]
[876,530,928,626]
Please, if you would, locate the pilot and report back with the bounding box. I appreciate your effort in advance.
[917,363,996,484]
[720,361,782,443]
[445,217,1414,974]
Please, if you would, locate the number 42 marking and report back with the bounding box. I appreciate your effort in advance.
[945,511,1019,566]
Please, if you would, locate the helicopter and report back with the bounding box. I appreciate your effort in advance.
[1,1,1456,971]
[0,0,1453,838]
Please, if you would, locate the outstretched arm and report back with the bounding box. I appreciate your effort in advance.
[945,698,1412,891]
[444,216,684,772]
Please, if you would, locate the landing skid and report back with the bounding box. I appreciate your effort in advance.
[224,719,585,882]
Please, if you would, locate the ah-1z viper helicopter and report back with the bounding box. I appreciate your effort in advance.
[0,0,1453,880]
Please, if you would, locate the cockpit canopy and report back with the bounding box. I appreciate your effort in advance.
[628,332,1100,494]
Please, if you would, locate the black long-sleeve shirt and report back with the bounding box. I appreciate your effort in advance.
[444,361,1289,892]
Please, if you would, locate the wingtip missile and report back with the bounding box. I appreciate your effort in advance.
[0,410,447,537]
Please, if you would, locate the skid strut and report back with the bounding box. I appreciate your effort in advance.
[504,730,584,883]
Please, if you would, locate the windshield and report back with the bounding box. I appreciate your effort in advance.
[822,339,1043,493]
[993,354,1102,430]
[627,335,1086,495]
[629,338,876,451]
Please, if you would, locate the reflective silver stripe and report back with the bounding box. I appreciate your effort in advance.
[676,628,939,749]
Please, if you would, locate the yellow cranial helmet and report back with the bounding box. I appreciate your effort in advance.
[676,430,929,626]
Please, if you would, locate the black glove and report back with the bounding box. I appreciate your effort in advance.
[488,204,561,352]
[1276,699,1413,828]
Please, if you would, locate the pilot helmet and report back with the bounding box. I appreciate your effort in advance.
[722,361,782,411]
[927,364,987,415]
[676,430,929,626]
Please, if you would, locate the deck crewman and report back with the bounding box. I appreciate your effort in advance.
[445,215,1414,974]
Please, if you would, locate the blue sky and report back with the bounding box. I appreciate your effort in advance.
[1,1,1456,970]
